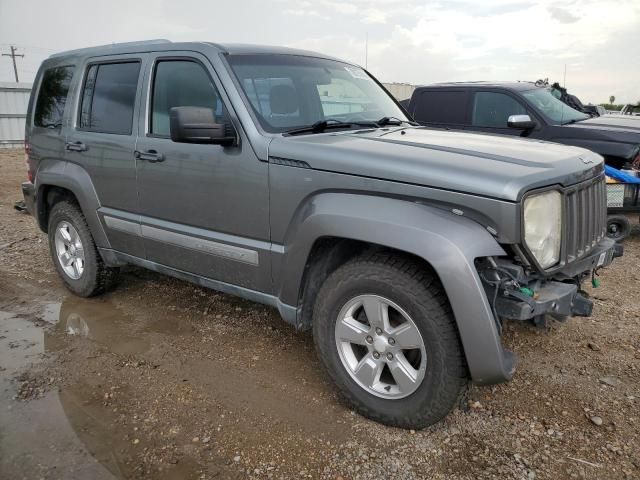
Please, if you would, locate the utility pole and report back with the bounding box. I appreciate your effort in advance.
[2,45,24,83]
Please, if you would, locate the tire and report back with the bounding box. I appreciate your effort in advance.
[48,200,119,297]
[606,214,631,241]
[312,252,469,429]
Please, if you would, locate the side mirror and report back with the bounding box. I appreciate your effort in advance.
[169,106,236,145]
[508,114,537,130]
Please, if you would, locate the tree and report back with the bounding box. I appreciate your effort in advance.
[609,95,615,104]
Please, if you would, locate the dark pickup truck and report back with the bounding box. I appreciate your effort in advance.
[404,82,640,169]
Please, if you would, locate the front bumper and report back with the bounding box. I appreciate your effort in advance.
[491,238,622,322]
[21,181,36,216]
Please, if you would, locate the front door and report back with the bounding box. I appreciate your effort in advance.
[64,54,148,258]
[134,52,271,292]
[469,90,534,137]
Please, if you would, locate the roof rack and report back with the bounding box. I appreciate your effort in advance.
[49,39,172,58]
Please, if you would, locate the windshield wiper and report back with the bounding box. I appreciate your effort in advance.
[284,119,378,136]
[284,116,417,136]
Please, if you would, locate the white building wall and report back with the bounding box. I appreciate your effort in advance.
[382,83,416,101]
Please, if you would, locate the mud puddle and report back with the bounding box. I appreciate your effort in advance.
[1,292,362,479]
[0,299,221,480]
[0,308,116,479]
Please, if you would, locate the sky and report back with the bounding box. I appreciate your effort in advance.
[1,0,638,104]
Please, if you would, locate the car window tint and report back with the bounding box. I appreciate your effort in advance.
[227,54,407,133]
[80,61,140,135]
[151,60,224,136]
[472,91,527,128]
[242,77,301,128]
[316,78,368,116]
[34,66,75,128]
[413,90,468,124]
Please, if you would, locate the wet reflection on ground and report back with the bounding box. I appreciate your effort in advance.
[0,308,116,479]
[0,298,202,480]
[53,298,152,355]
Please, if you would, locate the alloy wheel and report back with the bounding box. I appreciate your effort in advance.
[334,294,427,399]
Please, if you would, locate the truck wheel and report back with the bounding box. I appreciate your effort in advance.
[48,200,119,297]
[606,214,631,241]
[312,253,468,429]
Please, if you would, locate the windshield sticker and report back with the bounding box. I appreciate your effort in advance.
[344,66,371,81]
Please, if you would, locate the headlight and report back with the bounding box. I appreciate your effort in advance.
[524,190,562,268]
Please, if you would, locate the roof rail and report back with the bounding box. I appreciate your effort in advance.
[49,39,172,58]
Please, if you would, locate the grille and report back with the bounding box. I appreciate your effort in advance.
[564,176,607,263]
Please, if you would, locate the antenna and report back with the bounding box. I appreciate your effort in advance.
[365,32,368,70]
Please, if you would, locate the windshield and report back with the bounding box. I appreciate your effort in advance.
[522,87,589,124]
[226,54,408,133]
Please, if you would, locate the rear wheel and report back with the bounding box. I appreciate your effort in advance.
[48,200,119,297]
[312,253,468,429]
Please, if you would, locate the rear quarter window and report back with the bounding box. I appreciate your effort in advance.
[413,90,468,125]
[34,66,75,128]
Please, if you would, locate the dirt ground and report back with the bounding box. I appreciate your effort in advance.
[1,148,639,480]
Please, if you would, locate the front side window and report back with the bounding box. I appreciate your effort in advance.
[522,87,589,124]
[79,61,140,135]
[227,54,407,133]
[151,60,225,136]
[472,91,527,128]
[34,66,75,128]
[413,91,468,124]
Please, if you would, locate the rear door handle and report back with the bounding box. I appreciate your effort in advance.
[135,150,165,163]
[65,141,88,152]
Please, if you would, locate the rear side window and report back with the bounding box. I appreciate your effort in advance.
[472,91,527,128]
[79,61,141,135]
[34,66,75,128]
[150,60,225,136]
[413,90,468,124]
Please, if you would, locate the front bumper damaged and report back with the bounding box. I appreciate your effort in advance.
[496,280,592,321]
[484,237,623,323]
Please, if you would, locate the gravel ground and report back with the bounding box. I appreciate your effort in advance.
[1,148,639,479]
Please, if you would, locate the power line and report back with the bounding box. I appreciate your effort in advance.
[0,43,55,52]
[2,45,24,82]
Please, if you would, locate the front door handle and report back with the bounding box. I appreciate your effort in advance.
[65,141,88,152]
[135,150,165,163]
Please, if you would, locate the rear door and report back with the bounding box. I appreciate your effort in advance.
[28,62,76,176]
[64,55,148,258]
[410,89,470,130]
[133,52,271,292]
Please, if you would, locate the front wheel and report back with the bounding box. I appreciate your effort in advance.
[312,253,469,429]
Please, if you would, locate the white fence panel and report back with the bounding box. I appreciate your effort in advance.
[0,82,32,149]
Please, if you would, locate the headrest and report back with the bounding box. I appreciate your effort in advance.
[269,84,298,115]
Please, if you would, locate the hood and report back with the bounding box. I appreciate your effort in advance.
[268,127,603,201]
[566,115,640,133]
